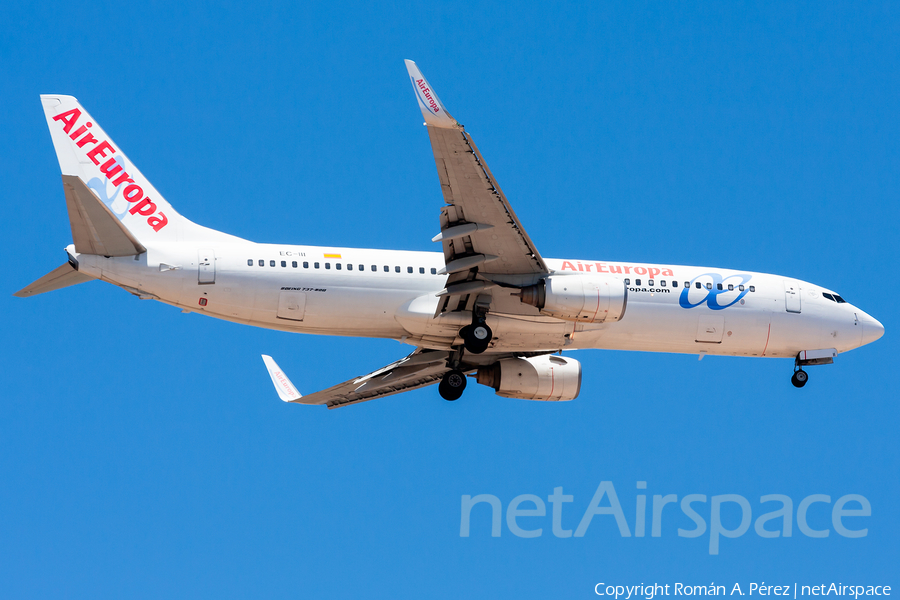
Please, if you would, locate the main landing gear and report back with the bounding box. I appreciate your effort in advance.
[459,296,493,354]
[791,368,808,388]
[439,369,467,401]
[459,322,492,354]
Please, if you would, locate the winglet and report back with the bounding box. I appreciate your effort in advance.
[261,355,303,402]
[404,60,458,128]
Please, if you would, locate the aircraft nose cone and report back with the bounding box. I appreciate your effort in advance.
[861,314,885,346]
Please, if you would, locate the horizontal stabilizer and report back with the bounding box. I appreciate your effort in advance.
[63,175,146,256]
[14,262,92,297]
[261,355,303,402]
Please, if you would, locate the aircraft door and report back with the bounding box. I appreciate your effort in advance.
[198,249,216,284]
[695,314,725,343]
[277,291,307,321]
[784,279,801,313]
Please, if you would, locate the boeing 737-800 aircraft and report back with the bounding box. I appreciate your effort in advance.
[16,60,884,408]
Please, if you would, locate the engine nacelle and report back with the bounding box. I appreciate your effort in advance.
[476,355,582,401]
[519,274,627,323]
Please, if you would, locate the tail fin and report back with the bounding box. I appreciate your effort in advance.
[41,95,240,249]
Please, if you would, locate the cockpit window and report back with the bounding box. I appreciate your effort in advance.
[834,294,847,303]
[823,292,835,302]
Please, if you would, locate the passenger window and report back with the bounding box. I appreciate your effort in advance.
[270,260,276,267]
[314,262,320,269]
[673,281,678,288]
[258,260,264,267]
[347,264,352,271]
[325,263,331,269]
[749,286,755,292]
[648,279,654,286]
[738,285,744,291]
[384,265,389,272]
[419,267,425,274]
[635,279,641,286]
[660,280,666,287]
[292,261,297,268]
[336,263,341,270]
[359,265,364,271]
[247,259,253,266]
[728,284,733,291]
[395,266,401,273]
[716,283,722,290]
[303,261,309,268]
[371,265,377,272]
[281,260,286,267]
[624,279,630,285]
[407,266,413,273]
[696,282,702,289]
[431,268,437,274]
[684,282,689,288]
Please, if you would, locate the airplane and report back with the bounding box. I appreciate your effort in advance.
[16,60,884,409]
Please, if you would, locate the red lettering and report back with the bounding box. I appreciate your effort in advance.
[148,212,168,232]
[129,197,157,216]
[596,263,609,273]
[86,140,115,165]
[123,184,143,202]
[622,266,631,274]
[75,133,99,148]
[584,263,594,272]
[69,121,93,140]
[648,267,661,278]
[662,269,674,277]
[52,108,81,133]
[561,261,577,271]
[111,172,134,187]
[609,265,622,274]
[634,266,647,275]
[99,157,123,179]
[577,262,584,271]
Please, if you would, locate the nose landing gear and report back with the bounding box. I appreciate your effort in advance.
[791,368,808,388]
[789,349,837,388]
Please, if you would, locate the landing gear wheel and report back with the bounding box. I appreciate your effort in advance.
[439,369,467,401]
[460,323,492,354]
[791,369,808,388]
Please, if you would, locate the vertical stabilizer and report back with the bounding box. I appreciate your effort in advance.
[40,95,242,248]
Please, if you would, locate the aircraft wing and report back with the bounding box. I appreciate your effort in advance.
[262,349,462,409]
[404,60,549,314]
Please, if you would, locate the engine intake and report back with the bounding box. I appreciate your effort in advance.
[476,355,582,401]
[519,274,627,323]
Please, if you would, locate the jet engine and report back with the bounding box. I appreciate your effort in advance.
[518,275,627,323]
[476,355,582,401]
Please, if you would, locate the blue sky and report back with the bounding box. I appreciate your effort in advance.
[1,1,898,597]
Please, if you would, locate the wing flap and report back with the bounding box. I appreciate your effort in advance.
[270,349,454,409]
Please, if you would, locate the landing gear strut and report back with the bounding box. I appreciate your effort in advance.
[459,296,493,354]
[439,369,467,401]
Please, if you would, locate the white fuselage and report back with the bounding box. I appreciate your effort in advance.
[71,241,881,360]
